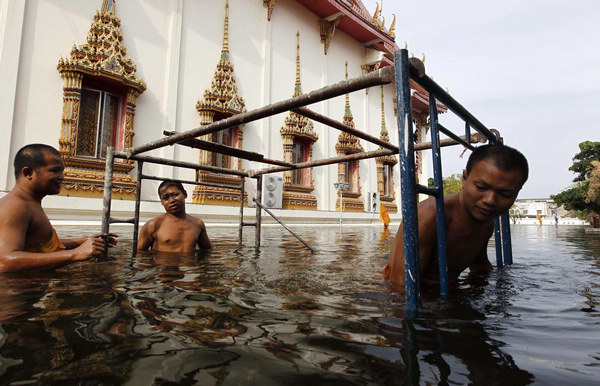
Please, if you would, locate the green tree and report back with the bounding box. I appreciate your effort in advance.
[428,173,463,195]
[551,141,600,218]
[570,141,600,182]
[586,160,600,205]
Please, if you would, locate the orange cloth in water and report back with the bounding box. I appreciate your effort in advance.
[381,264,391,280]
[24,228,66,253]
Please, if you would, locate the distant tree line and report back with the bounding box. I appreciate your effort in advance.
[551,141,600,219]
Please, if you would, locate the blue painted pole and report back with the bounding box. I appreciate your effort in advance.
[428,95,449,298]
[494,217,503,268]
[501,212,513,265]
[394,49,421,310]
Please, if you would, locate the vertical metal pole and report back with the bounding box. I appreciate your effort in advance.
[238,177,245,249]
[255,175,263,251]
[429,95,449,298]
[394,49,421,310]
[339,188,343,235]
[500,212,513,265]
[101,146,115,257]
[465,122,471,142]
[494,217,503,268]
[132,161,143,255]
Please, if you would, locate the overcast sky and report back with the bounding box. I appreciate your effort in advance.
[363,0,600,198]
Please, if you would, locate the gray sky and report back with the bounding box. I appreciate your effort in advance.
[363,0,600,198]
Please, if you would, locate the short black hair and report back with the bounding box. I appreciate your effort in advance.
[466,144,529,184]
[158,180,186,197]
[14,144,61,179]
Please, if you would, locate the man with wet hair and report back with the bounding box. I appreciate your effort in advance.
[384,144,528,288]
[137,180,212,254]
[0,144,116,272]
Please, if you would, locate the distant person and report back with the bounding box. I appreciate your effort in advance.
[137,181,212,254]
[384,144,528,288]
[0,144,116,272]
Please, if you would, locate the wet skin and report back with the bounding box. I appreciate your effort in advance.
[387,160,525,287]
[0,152,115,272]
[137,185,211,254]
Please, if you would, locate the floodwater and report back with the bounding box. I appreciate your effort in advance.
[0,224,599,385]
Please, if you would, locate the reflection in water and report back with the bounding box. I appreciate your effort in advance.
[0,225,599,383]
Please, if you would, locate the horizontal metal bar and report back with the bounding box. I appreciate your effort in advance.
[140,174,242,190]
[241,222,257,227]
[126,66,394,156]
[416,184,439,197]
[250,148,394,177]
[437,124,477,151]
[408,63,498,144]
[164,131,294,167]
[292,107,398,151]
[113,151,249,177]
[415,135,482,151]
[109,217,135,224]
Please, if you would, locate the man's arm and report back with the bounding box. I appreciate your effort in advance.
[62,233,118,249]
[468,232,493,274]
[136,222,155,251]
[196,219,212,249]
[0,202,104,272]
[387,199,437,285]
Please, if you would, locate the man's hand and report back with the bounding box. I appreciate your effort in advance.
[91,233,118,248]
[72,236,107,261]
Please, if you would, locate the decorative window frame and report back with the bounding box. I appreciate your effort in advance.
[192,0,248,207]
[279,32,319,210]
[57,2,145,197]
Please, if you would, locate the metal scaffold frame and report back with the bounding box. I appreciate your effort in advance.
[100,49,513,310]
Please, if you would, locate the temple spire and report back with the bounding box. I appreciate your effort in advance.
[101,0,115,14]
[381,86,387,133]
[294,31,302,96]
[220,0,230,61]
[345,61,350,109]
[223,0,229,52]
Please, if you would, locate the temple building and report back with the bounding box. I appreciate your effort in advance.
[0,0,439,223]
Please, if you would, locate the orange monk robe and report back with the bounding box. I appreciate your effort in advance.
[23,228,66,253]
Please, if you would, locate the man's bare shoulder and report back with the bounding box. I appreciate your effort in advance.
[0,193,31,217]
[186,214,206,228]
[417,197,438,223]
[142,214,167,230]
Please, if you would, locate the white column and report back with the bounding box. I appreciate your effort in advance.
[159,0,184,182]
[0,0,26,190]
[321,50,330,211]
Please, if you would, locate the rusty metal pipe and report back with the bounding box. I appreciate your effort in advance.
[291,107,398,151]
[126,67,394,156]
[113,151,249,177]
[250,149,394,177]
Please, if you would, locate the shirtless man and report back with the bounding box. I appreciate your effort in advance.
[384,144,528,288]
[0,144,116,272]
[137,181,212,254]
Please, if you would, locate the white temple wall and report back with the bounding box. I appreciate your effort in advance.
[0,0,403,217]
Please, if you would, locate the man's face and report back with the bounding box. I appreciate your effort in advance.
[159,185,186,215]
[461,160,524,222]
[32,153,65,195]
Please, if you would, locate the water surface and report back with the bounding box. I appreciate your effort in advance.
[0,224,598,385]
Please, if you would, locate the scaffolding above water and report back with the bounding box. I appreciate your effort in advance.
[101,49,513,311]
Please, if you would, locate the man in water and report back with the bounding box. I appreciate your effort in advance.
[137,181,212,254]
[384,144,528,288]
[0,144,116,272]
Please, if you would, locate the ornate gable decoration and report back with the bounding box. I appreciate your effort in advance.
[57,0,146,93]
[197,0,246,119]
[336,61,364,154]
[377,86,398,165]
[280,32,318,143]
